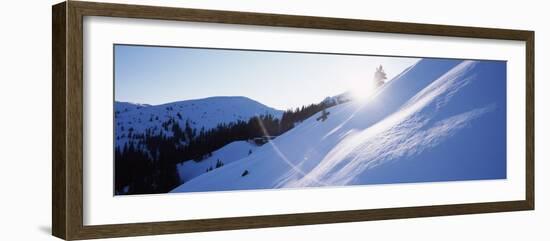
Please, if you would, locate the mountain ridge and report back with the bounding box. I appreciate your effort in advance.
[115,95,283,148]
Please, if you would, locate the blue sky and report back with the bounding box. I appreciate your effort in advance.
[114,45,419,110]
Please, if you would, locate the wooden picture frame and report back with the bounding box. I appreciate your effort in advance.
[52,1,534,240]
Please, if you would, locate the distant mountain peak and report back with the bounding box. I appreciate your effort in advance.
[114,96,283,149]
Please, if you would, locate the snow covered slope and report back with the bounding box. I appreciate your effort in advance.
[171,58,506,193]
[115,96,283,148]
[176,140,260,183]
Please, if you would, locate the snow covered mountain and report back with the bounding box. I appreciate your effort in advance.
[114,96,283,148]
[171,58,506,193]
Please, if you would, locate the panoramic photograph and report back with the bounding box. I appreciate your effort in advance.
[113,44,506,195]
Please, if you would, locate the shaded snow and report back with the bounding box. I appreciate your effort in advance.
[176,140,260,182]
[171,59,506,193]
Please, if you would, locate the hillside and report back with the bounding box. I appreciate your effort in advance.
[176,140,260,183]
[115,96,283,148]
[171,58,507,193]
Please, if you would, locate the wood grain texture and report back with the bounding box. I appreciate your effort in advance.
[525,32,535,209]
[66,1,85,240]
[51,1,535,240]
[52,2,67,240]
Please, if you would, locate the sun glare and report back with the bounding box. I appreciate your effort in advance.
[351,80,378,101]
[348,64,389,102]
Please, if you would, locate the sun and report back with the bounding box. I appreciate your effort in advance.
[350,79,378,101]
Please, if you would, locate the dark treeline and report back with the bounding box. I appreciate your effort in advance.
[279,101,333,133]
[115,139,181,195]
[115,114,280,195]
[115,100,340,195]
[185,114,280,161]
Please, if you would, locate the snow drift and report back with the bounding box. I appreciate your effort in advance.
[171,58,507,193]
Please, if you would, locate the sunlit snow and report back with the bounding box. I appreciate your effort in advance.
[171,59,506,193]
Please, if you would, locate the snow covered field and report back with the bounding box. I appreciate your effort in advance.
[171,58,507,193]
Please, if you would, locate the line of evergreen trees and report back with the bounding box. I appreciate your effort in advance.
[279,101,333,133]
[115,100,340,195]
